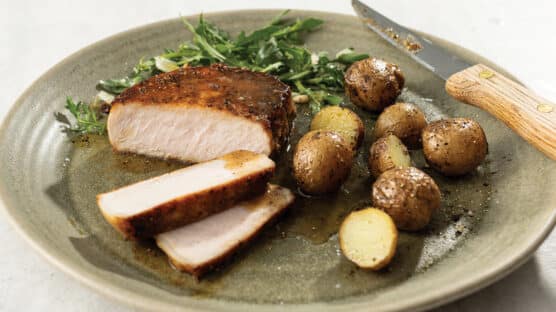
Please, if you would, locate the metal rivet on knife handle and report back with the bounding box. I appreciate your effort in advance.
[537,104,554,113]
[479,70,494,79]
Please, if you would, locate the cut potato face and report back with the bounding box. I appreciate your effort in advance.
[310,106,364,152]
[368,134,411,178]
[339,208,398,270]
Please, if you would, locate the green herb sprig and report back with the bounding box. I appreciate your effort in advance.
[64,97,106,134]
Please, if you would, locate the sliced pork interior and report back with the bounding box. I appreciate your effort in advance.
[97,150,275,239]
[156,184,294,277]
[107,64,294,163]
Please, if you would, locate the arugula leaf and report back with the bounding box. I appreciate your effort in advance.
[271,17,323,39]
[182,17,226,61]
[335,48,369,64]
[323,94,344,105]
[98,76,143,94]
[269,9,291,26]
[260,61,284,73]
[235,25,283,47]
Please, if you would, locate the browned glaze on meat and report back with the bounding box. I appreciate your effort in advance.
[222,150,259,171]
[112,64,294,153]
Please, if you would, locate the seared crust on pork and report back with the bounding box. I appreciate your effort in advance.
[108,64,294,162]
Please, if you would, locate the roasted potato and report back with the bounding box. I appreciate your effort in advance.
[310,106,365,152]
[368,134,411,178]
[339,208,398,270]
[344,57,405,112]
[293,130,353,195]
[372,167,441,231]
[373,102,427,149]
[422,118,488,176]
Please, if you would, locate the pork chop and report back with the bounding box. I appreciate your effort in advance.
[97,150,275,239]
[107,64,294,163]
[155,184,295,277]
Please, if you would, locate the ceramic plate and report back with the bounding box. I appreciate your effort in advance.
[1,10,555,312]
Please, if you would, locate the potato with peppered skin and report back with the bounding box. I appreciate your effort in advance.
[368,134,411,178]
[344,58,405,112]
[373,102,428,149]
[310,106,365,152]
[293,130,353,195]
[372,167,441,231]
[422,118,488,176]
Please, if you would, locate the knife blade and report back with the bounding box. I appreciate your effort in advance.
[352,0,556,161]
[352,0,470,80]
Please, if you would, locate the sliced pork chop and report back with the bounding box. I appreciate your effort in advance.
[156,184,294,277]
[107,64,294,163]
[97,150,275,239]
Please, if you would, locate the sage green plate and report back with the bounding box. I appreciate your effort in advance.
[1,10,555,312]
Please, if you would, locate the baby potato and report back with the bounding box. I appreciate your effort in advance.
[422,118,488,176]
[373,102,427,149]
[368,134,411,178]
[372,167,441,231]
[344,58,405,112]
[310,106,365,152]
[293,130,353,195]
[339,208,398,270]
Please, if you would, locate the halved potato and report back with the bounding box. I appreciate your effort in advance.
[339,208,398,270]
[368,134,411,178]
[310,106,365,152]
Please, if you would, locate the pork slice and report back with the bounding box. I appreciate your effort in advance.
[97,150,275,239]
[107,64,294,163]
[155,184,294,277]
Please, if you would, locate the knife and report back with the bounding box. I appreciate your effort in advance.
[352,0,556,160]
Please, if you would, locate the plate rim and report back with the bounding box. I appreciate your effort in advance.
[1,8,555,312]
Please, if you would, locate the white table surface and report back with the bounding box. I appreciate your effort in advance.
[1,0,555,311]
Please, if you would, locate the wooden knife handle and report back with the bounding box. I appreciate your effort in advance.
[446,64,556,160]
